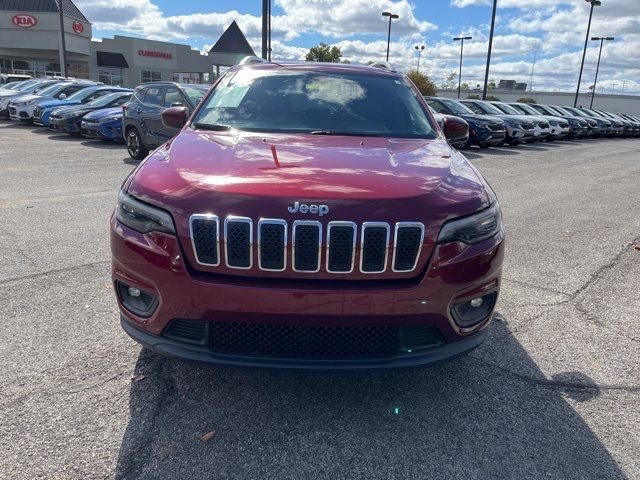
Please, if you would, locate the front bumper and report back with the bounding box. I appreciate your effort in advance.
[81,121,122,140]
[112,215,504,369]
[8,104,33,121]
[49,118,80,133]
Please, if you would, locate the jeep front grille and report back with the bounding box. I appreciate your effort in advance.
[189,215,425,274]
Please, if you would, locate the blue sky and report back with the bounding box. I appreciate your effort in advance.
[77,0,640,94]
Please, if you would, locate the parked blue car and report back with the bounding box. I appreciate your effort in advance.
[49,91,132,135]
[33,86,129,127]
[424,96,507,148]
[80,106,126,141]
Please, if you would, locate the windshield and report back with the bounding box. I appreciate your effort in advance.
[515,103,539,115]
[192,69,437,138]
[439,99,475,115]
[472,100,503,115]
[66,87,97,101]
[88,91,130,107]
[37,83,70,96]
[15,80,42,92]
[182,86,208,105]
[492,103,520,115]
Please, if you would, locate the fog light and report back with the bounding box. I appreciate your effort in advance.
[116,281,158,318]
[451,292,496,328]
[470,297,483,308]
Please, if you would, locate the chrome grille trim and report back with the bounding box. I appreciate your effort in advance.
[359,222,390,274]
[392,222,425,273]
[224,216,253,270]
[326,221,357,274]
[257,218,287,272]
[292,220,322,273]
[189,214,220,266]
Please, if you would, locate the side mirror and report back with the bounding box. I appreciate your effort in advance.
[59,93,67,99]
[443,116,469,141]
[161,106,188,130]
[438,108,448,114]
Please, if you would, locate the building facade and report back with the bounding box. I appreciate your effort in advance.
[0,0,92,78]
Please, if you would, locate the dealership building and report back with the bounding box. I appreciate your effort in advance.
[0,0,255,87]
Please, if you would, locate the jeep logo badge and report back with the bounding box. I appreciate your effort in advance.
[287,201,329,216]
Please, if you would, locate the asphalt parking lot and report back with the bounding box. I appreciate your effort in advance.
[0,120,639,480]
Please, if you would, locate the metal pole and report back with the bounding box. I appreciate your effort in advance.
[267,0,271,61]
[574,2,595,106]
[386,17,392,61]
[482,0,497,100]
[589,38,604,108]
[417,51,421,72]
[621,80,627,94]
[261,0,268,59]
[57,0,67,77]
[457,38,464,98]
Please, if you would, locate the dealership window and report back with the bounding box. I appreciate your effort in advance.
[141,70,162,83]
[99,67,124,86]
[172,72,202,84]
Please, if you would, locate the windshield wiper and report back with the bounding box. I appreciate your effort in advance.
[309,130,381,137]
[192,122,233,131]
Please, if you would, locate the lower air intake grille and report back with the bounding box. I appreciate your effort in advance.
[162,320,444,358]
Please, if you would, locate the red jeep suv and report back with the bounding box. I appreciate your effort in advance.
[111,58,504,369]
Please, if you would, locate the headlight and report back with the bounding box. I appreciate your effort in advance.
[116,191,176,234]
[437,202,502,245]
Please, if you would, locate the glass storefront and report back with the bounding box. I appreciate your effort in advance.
[172,72,204,84]
[0,58,88,79]
[98,66,124,86]
[141,70,162,83]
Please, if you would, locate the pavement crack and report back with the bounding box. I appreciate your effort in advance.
[474,357,640,394]
[0,260,110,287]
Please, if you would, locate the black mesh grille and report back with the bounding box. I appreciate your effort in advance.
[259,222,285,271]
[164,319,207,345]
[191,218,218,265]
[327,225,355,272]
[226,220,251,268]
[294,224,320,271]
[361,226,388,272]
[162,320,443,358]
[394,226,423,272]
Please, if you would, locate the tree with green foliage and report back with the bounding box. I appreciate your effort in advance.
[466,94,480,99]
[517,97,537,104]
[485,95,501,101]
[487,80,497,90]
[306,43,342,63]
[406,70,438,96]
[441,70,457,89]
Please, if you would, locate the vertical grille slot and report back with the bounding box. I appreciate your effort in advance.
[190,215,220,266]
[326,222,356,273]
[393,223,425,272]
[360,222,390,273]
[293,221,322,272]
[258,219,287,271]
[225,217,253,269]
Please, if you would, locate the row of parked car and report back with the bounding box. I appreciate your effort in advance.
[0,77,208,159]
[425,96,640,149]
[1,76,638,161]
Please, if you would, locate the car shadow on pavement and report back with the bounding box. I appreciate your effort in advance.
[114,316,624,480]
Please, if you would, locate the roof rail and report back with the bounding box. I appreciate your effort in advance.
[239,56,270,66]
[369,61,396,73]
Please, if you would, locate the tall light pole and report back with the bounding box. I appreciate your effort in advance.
[414,45,425,72]
[482,0,497,100]
[574,0,602,106]
[589,36,613,108]
[382,12,399,61]
[57,0,67,77]
[621,80,627,94]
[453,36,472,98]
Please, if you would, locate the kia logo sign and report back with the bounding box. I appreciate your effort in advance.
[72,21,84,34]
[12,14,37,28]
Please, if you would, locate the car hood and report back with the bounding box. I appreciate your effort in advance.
[491,114,532,125]
[0,89,25,98]
[51,105,96,117]
[40,99,80,109]
[128,130,492,219]
[457,113,502,124]
[83,107,122,120]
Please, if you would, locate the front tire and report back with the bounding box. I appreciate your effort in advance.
[126,127,149,160]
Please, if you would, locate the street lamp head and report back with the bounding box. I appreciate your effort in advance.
[453,36,473,41]
[587,0,602,6]
[382,11,399,19]
[414,45,425,51]
[605,36,614,40]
